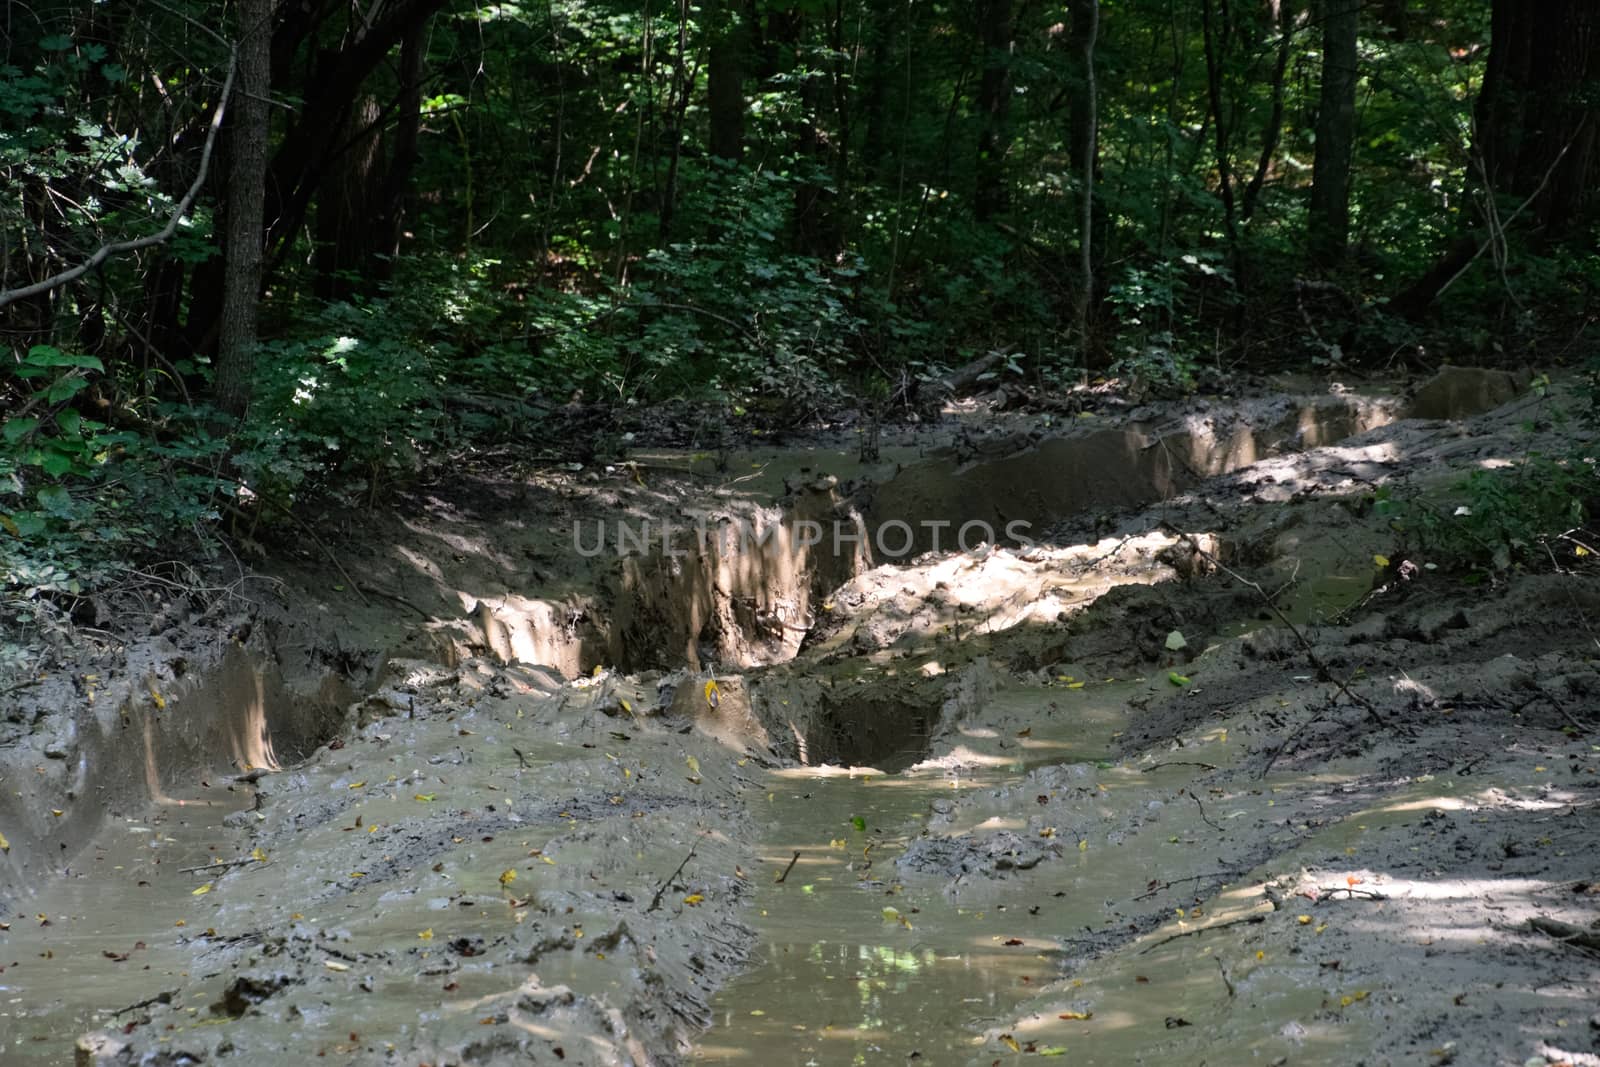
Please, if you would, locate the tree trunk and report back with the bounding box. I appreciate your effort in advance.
[1308,0,1359,264]
[313,95,383,300]
[1475,0,1599,230]
[1071,0,1099,345]
[706,0,747,162]
[215,0,275,416]
[1242,0,1295,221]
[973,0,1013,222]
[374,21,427,282]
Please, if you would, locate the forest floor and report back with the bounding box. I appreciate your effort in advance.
[1,370,1598,1067]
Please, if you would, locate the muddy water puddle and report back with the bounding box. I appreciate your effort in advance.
[697,682,1163,1064]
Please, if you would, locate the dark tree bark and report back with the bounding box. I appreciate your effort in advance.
[1475,0,1599,230]
[216,0,275,416]
[374,21,427,281]
[1394,0,1599,316]
[973,0,1013,222]
[1308,0,1360,264]
[706,0,747,162]
[313,95,383,300]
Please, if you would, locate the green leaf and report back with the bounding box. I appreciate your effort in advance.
[39,34,73,51]
[2,417,39,443]
[47,375,89,404]
[55,409,81,436]
[1168,671,1191,686]
[41,451,75,477]
[36,485,74,516]
[850,815,866,832]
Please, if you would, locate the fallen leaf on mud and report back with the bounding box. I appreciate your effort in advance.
[1000,1035,1021,1052]
[1058,1011,1093,1020]
[251,847,268,863]
[51,809,63,817]
[419,929,433,940]
[1168,672,1190,686]
[851,815,867,831]
[1078,839,1088,851]
[1135,975,1149,983]
[882,907,913,929]
[1164,1016,1192,1028]
[1016,727,1032,738]
[0,830,8,853]
[192,884,212,896]
[1373,554,1390,568]
[1003,938,1024,946]
[830,838,847,848]
[1067,681,1085,689]
[414,793,437,802]
[683,894,704,906]
[324,960,350,972]
[1297,915,1312,925]
[1038,1048,1068,1057]
[348,781,366,789]
[499,869,516,888]
[686,755,702,782]
[703,681,720,709]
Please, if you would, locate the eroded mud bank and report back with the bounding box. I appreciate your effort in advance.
[2,373,1596,1066]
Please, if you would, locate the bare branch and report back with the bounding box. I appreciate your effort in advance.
[0,51,237,311]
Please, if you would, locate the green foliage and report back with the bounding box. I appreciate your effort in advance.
[1,347,228,603]
[1379,454,1599,574]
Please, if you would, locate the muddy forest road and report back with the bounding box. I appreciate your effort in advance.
[1,376,1597,1066]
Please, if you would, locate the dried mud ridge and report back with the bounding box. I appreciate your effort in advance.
[1,371,1596,1066]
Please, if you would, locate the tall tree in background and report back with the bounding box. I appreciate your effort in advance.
[706,0,747,163]
[1309,0,1359,264]
[215,0,274,415]
[973,0,1013,222]
[1475,0,1599,229]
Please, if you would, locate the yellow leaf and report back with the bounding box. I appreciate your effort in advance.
[414,793,436,802]
[0,830,8,853]
[1078,838,1088,851]
[1058,1010,1093,1020]
[348,781,366,789]
[1373,554,1390,568]
[349,871,366,878]
[703,680,720,708]
[592,664,603,677]
[150,689,165,710]
[1256,950,1265,960]
[1576,544,1591,557]
[1001,1034,1021,1053]
[174,919,186,927]
[250,847,268,863]
[51,809,63,817]
[540,854,556,865]
[683,894,704,906]
[620,699,632,714]
[418,928,433,940]
[1297,914,1312,924]
[830,838,847,849]
[499,869,516,888]
[192,884,212,896]
[686,755,701,779]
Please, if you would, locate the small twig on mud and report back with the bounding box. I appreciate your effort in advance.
[1317,886,1387,901]
[111,990,176,1017]
[1158,522,1387,727]
[179,856,261,874]
[1142,760,1218,773]
[1528,917,1600,955]
[1139,913,1266,954]
[646,840,700,913]
[774,850,802,884]
[1189,790,1222,832]
[1134,871,1243,901]
[512,746,531,769]
[1075,535,1135,572]
[1216,956,1235,997]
